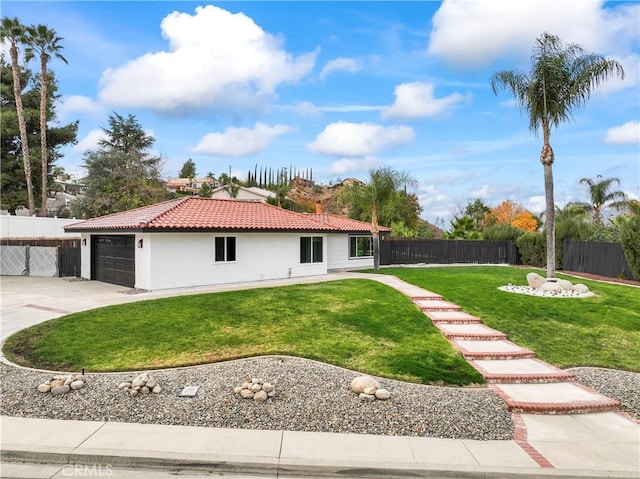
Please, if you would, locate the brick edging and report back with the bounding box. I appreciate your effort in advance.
[512,413,555,468]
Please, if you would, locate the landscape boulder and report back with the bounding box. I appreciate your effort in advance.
[118,373,162,395]
[234,377,276,401]
[350,376,390,401]
[37,374,85,396]
[526,272,545,289]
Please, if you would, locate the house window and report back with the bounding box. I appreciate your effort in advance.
[349,235,373,258]
[214,236,236,262]
[300,236,323,263]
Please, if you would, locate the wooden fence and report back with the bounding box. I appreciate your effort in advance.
[380,239,520,265]
[563,240,634,280]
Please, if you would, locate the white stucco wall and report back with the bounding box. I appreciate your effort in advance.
[326,234,374,270]
[142,232,327,290]
[1,215,81,238]
[78,231,369,290]
[79,234,91,279]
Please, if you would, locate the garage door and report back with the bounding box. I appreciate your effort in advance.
[92,235,135,288]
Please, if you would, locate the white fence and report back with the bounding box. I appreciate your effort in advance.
[0,215,81,239]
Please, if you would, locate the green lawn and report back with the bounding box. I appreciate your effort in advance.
[374,266,640,371]
[3,279,483,385]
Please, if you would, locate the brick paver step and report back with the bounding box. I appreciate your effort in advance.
[424,311,482,323]
[414,299,461,311]
[434,323,507,340]
[470,358,575,383]
[452,339,536,360]
[491,382,621,414]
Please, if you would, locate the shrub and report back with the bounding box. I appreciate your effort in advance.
[620,215,640,280]
[483,224,525,241]
[555,217,594,269]
[516,233,546,267]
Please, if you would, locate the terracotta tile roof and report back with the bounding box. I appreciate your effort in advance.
[304,213,390,232]
[64,198,380,233]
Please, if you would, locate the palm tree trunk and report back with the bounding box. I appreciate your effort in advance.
[40,54,48,216]
[371,204,380,271]
[10,43,34,216]
[540,129,555,278]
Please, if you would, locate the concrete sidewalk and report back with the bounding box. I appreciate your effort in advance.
[2,414,638,478]
[1,274,639,478]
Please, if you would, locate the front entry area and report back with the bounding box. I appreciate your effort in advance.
[91,235,135,288]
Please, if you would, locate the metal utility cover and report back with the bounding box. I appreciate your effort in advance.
[178,386,200,397]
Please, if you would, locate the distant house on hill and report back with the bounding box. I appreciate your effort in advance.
[165,177,218,194]
[64,197,388,290]
[209,185,276,202]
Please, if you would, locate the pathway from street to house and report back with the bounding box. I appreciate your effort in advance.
[1,274,638,478]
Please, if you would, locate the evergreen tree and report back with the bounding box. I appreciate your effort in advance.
[71,113,171,218]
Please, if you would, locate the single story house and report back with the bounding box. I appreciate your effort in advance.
[209,185,276,202]
[64,197,389,290]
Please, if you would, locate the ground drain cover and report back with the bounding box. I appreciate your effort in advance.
[178,386,200,397]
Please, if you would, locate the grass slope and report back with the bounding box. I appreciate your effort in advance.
[3,279,483,385]
[376,267,640,371]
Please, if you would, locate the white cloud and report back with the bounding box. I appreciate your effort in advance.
[98,5,316,114]
[58,95,103,118]
[280,101,322,116]
[427,0,640,69]
[193,122,294,156]
[527,196,546,214]
[319,57,361,80]
[307,122,415,157]
[470,184,490,199]
[327,156,381,176]
[605,121,640,144]
[382,82,469,120]
[72,129,106,154]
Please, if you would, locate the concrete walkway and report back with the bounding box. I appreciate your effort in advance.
[1,274,639,478]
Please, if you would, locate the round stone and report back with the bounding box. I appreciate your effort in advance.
[64,377,74,386]
[51,385,70,395]
[146,378,157,389]
[350,376,380,394]
[363,386,377,395]
[359,393,375,401]
[375,389,391,400]
[130,389,138,396]
[70,380,84,390]
[251,383,262,392]
[253,390,268,402]
[131,376,146,388]
[240,389,255,399]
[233,386,243,394]
[267,390,276,397]
[252,378,263,384]
[37,384,51,393]
[573,284,589,294]
[140,386,150,394]
[241,382,251,389]
[262,383,274,393]
[50,380,65,388]
[152,385,162,394]
[118,382,131,390]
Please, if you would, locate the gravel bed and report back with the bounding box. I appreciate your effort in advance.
[0,356,513,440]
[569,367,640,419]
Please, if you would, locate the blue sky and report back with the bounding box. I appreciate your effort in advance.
[3,0,639,225]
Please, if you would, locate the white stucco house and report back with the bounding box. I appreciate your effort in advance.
[209,185,276,202]
[64,197,388,290]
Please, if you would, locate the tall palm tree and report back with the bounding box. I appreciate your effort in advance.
[25,24,68,217]
[575,175,628,225]
[1,17,34,215]
[343,167,416,270]
[491,32,624,278]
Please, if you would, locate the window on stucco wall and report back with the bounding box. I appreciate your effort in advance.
[300,236,323,263]
[349,235,373,258]
[214,236,236,262]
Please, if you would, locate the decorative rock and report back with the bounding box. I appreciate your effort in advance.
[262,383,274,393]
[526,272,545,289]
[50,380,65,388]
[267,390,276,397]
[252,378,263,384]
[131,376,146,388]
[152,385,162,394]
[573,284,589,294]
[129,389,138,396]
[118,382,131,390]
[140,386,150,394]
[70,380,84,390]
[240,389,255,399]
[37,384,51,393]
[540,281,562,292]
[233,386,243,394]
[253,390,268,402]
[251,383,262,392]
[64,377,74,386]
[359,393,375,401]
[146,378,156,389]
[375,389,391,400]
[120,374,160,396]
[363,386,377,395]
[51,385,70,395]
[350,376,380,394]
[557,279,573,291]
